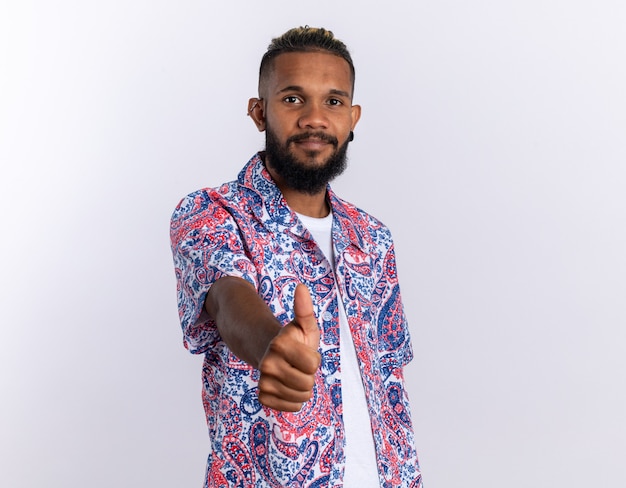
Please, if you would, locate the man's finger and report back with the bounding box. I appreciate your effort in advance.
[292,284,320,350]
[257,391,305,413]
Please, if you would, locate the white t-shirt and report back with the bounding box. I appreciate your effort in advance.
[297,212,379,487]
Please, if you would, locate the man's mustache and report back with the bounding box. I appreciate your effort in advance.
[287,132,338,147]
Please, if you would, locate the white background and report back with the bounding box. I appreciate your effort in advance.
[1,1,625,487]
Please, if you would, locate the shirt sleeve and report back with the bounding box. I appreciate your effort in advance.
[170,190,258,354]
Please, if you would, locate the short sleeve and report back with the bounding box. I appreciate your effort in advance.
[170,190,258,354]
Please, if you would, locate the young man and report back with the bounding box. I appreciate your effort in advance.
[171,27,422,487]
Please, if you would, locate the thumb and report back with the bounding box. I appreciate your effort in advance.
[293,284,320,350]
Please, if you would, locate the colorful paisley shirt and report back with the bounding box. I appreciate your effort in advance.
[170,154,422,487]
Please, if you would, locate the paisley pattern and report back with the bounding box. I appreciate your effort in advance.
[171,154,422,487]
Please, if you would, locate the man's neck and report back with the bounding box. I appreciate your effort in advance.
[279,185,330,218]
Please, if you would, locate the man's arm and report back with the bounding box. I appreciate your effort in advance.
[205,276,321,412]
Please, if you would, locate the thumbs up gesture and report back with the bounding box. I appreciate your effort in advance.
[257,284,322,412]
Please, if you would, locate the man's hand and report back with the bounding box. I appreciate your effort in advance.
[257,284,321,412]
[205,277,321,413]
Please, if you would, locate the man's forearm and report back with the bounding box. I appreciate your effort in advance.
[204,276,282,369]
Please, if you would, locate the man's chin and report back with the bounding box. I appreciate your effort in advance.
[264,129,349,193]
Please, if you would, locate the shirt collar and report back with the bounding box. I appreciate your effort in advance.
[238,153,371,254]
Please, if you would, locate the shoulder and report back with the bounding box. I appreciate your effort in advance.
[330,188,385,223]
[331,190,393,230]
[172,181,235,217]
[171,155,269,228]
[170,180,251,247]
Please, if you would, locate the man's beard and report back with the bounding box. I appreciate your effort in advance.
[264,126,350,195]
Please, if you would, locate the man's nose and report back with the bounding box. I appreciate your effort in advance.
[298,103,329,130]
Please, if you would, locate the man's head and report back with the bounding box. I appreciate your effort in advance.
[248,27,361,196]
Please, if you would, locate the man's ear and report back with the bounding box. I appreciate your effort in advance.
[247,98,266,132]
[350,104,362,130]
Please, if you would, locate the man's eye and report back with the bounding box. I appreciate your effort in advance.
[328,98,343,106]
[284,96,301,103]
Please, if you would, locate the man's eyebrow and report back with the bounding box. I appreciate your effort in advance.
[329,88,351,98]
[276,85,303,94]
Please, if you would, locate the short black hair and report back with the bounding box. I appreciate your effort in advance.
[259,26,355,95]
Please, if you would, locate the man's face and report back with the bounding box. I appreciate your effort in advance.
[250,51,361,194]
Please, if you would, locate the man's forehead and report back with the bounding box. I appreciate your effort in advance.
[261,51,353,94]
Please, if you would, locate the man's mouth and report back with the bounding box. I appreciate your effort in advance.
[288,133,338,150]
[295,138,330,150]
